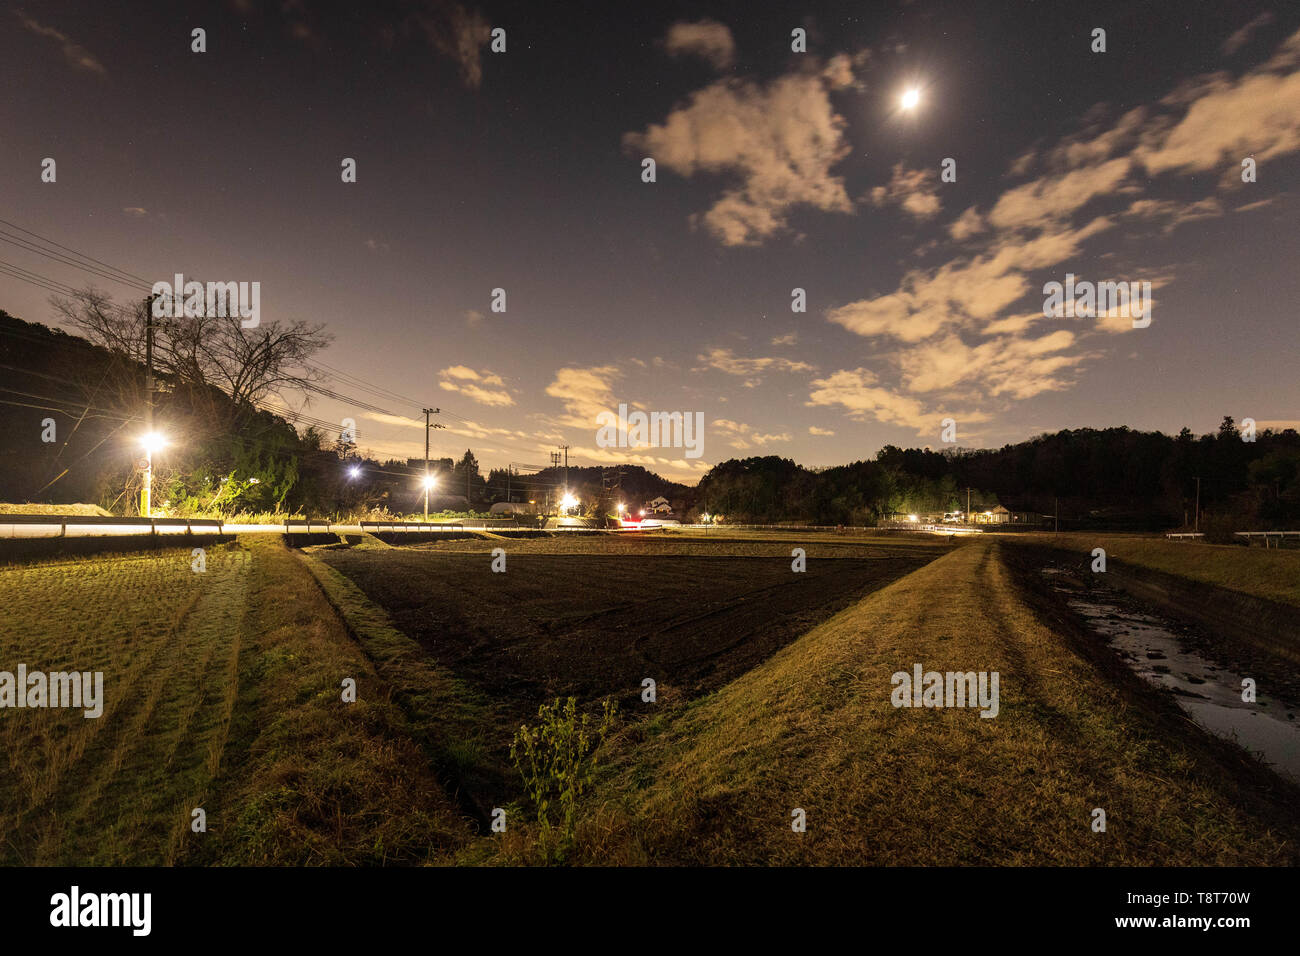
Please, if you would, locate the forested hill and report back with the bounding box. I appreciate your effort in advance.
[694,423,1300,533]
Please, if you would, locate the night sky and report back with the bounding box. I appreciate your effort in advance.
[2,0,1297,482]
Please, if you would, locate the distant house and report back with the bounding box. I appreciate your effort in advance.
[985,504,1012,524]
[644,496,672,515]
[971,504,1044,526]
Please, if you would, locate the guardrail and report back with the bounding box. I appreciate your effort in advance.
[284,518,331,533]
[1234,531,1300,548]
[360,520,464,533]
[1165,532,1205,540]
[0,514,223,536]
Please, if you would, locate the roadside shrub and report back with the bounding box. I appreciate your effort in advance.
[510,696,616,862]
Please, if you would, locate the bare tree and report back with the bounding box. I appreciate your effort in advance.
[50,285,331,411]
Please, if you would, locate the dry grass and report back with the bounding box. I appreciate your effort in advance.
[0,537,474,865]
[0,502,111,516]
[1026,532,1300,606]
[0,544,247,863]
[552,540,1300,865]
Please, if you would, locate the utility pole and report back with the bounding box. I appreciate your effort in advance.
[142,294,158,517]
[422,408,440,520]
[1054,497,1059,534]
[966,487,971,523]
[550,450,562,511]
[561,444,570,492]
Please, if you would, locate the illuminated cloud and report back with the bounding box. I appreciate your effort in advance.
[15,11,105,74]
[664,20,735,70]
[869,163,942,220]
[437,366,512,406]
[544,365,620,428]
[624,71,853,246]
[805,369,933,432]
[713,419,792,450]
[697,348,814,378]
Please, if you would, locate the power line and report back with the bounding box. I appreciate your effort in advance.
[0,216,153,286]
[0,215,564,469]
[0,231,152,293]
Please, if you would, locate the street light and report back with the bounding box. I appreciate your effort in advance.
[347,465,362,479]
[422,474,437,520]
[560,492,579,515]
[139,432,166,517]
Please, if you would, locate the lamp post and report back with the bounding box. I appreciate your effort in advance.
[423,474,437,521]
[140,432,165,517]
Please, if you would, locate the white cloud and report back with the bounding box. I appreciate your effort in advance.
[697,347,814,377]
[805,368,933,432]
[16,11,105,74]
[664,20,735,70]
[623,71,853,246]
[869,163,942,219]
[437,366,512,406]
[713,419,792,450]
[1223,12,1275,56]
[544,365,620,428]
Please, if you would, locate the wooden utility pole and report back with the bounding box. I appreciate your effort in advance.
[422,407,440,519]
[1054,497,1059,534]
[142,294,157,517]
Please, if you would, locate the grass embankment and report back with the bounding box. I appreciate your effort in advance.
[0,502,111,516]
[559,540,1300,865]
[0,536,473,865]
[294,547,504,827]
[1024,533,1300,607]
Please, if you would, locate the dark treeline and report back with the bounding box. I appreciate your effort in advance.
[695,422,1300,534]
[4,309,1296,529]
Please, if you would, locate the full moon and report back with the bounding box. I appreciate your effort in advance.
[901,88,921,110]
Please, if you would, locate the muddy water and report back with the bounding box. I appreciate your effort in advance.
[1041,567,1300,784]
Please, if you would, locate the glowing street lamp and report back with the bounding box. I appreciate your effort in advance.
[139,432,166,517]
[560,492,579,515]
[348,465,362,479]
[422,473,437,519]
